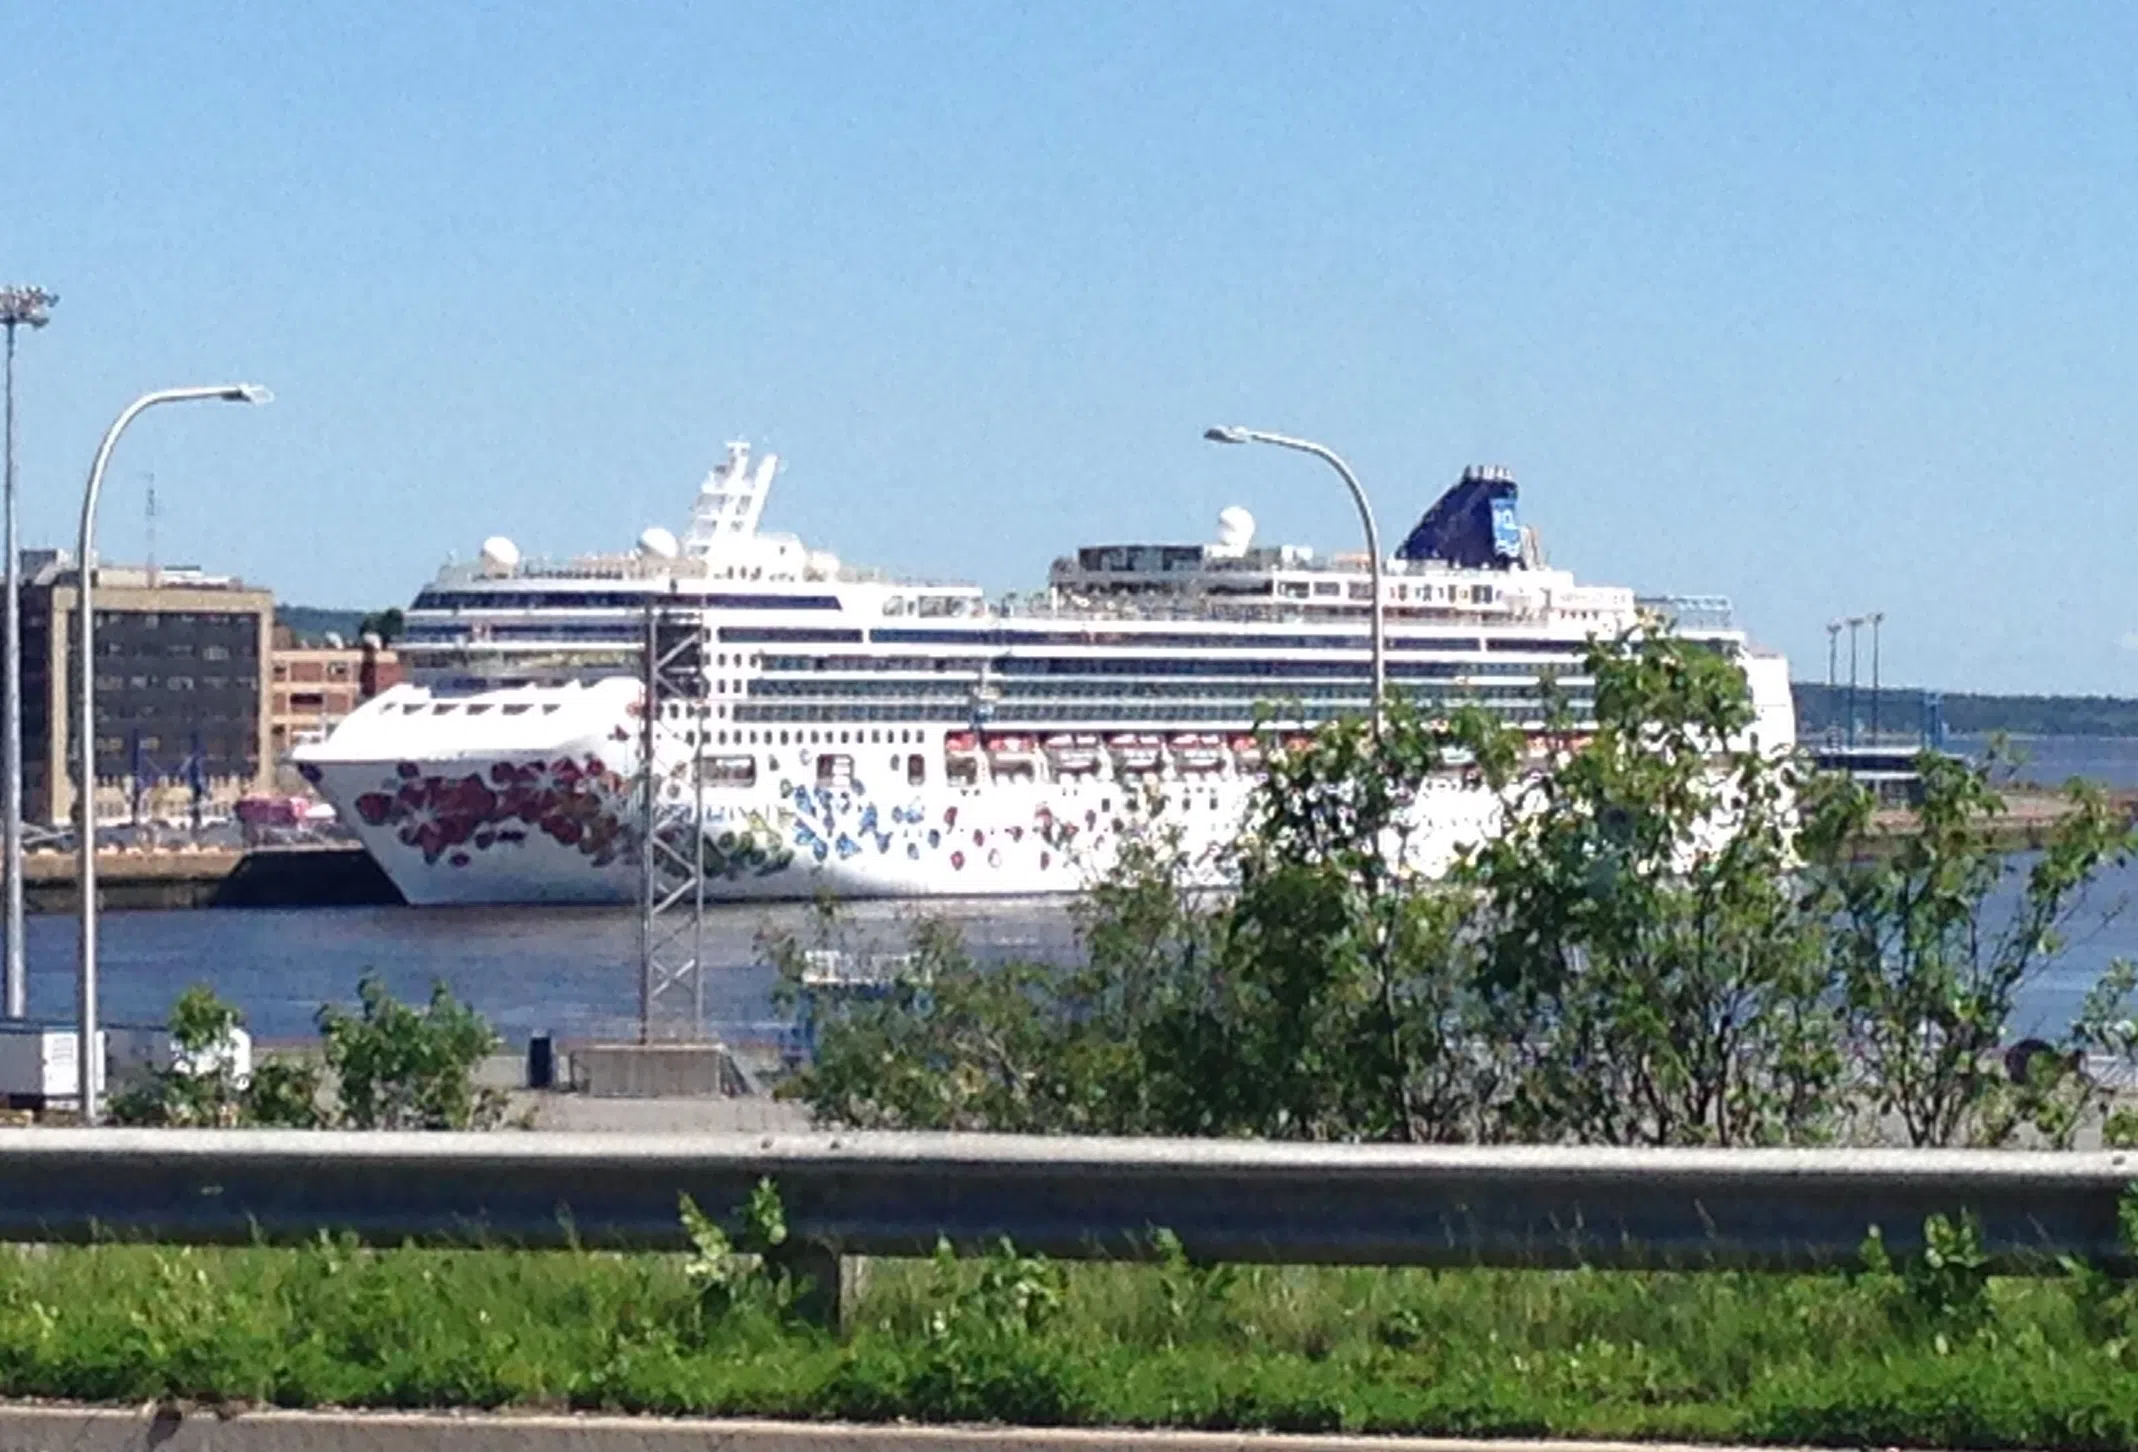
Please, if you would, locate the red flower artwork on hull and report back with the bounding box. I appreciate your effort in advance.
[350,755,632,868]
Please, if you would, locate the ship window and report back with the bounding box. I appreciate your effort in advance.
[703,755,756,788]
[907,753,925,785]
[779,730,790,745]
[817,753,852,788]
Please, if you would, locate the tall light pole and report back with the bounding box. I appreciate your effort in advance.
[1,286,55,1022]
[75,383,269,1122]
[1205,426,1385,738]
[1825,620,1841,747]
[1868,611,1885,744]
[1845,615,1866,748]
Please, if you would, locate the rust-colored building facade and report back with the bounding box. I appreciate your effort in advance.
[269,634,402,761]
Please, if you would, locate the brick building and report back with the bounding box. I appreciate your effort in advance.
[269,633,402,760]
[20,556,276,826]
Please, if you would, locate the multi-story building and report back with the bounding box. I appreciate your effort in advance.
[19,554,275,826]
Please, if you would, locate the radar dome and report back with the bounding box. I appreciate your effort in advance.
[479,536,521,570]
[1211,506,1256,558]
[636,526,681,560]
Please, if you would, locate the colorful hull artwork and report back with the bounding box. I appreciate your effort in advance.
[303,746,1502,906]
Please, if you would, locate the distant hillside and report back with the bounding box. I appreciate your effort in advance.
[276,606,368,646]
[1793,683,2138,738]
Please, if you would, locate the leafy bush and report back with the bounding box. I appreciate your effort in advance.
[317,974,504,1130]
[109,976,499,1132]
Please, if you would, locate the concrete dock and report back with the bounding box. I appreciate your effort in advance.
[20,843,401,912]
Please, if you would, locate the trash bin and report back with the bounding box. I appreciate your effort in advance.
[527,1033,555,1091]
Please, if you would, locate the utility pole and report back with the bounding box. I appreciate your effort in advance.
[1,284,55,1022]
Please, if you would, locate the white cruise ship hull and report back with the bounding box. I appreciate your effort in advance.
[304,745,1502,906]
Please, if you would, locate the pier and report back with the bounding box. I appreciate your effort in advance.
[18,844,401,912]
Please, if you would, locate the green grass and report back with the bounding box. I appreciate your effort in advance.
[5,1239,2138,1447]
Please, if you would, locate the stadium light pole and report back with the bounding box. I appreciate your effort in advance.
[76,383,270,1121]
[1,286,55,1022]
[1845,615,1866,748]
[1205,426,1385,739]
[1868,611,1885,744]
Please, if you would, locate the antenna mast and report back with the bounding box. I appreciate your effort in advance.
[144,475,158,588]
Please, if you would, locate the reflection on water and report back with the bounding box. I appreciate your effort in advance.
[17,736,2138,1047]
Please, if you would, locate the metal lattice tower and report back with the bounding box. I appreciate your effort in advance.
[636,598,709,1042]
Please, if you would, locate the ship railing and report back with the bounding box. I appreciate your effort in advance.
[1635,595,1735,631]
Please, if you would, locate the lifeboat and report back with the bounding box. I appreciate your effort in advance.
[945,731,982,785]
[1228,733,1265,770]
[1107,733,1165,774]
[1172,733,1226,773]
[986,733,1041,779]
[1044,732,1103,774]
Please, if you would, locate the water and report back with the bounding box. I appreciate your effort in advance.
[18,898,1084,1048]
[1950,733,2138,790]
[19,735,2138,1048]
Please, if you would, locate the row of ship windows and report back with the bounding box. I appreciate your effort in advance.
[406,617,1632,660]
[732,701,1584,726]
[753,654,1576,679]
[748,678,1582,703]
[410,590,842,612]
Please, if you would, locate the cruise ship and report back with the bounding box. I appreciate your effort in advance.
[294,443,1794,906]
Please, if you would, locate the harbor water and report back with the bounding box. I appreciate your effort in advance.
[14,734,2138,1048]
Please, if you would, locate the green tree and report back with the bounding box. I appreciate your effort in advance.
[1805,748,2137,1147]
[317,974,505,1130]
[1450,633,1841,1146]
[357,607,404,644]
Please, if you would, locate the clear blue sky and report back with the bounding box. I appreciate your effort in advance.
[4,3,2135,694]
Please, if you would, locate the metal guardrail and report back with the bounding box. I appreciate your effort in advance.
[0,1130,2132,1272]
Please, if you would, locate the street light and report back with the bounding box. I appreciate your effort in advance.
[75,383,269,1122]
[1205,426,1386,738]
[1,286,55,1022]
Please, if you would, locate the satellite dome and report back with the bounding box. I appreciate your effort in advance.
[636,526,681,560]
[479,536,521,570]
[1212,506,1256,557]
